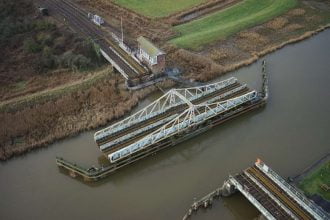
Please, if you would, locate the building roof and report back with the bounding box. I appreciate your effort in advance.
[137,36,165,58]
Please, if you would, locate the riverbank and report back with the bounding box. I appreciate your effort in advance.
[77,0,330,82]
[166,0,330,81]
[291,153,330,212]
[1,24,330,220]
[0,66,174,160]
[1,0,330,161]
[1,23,328,161]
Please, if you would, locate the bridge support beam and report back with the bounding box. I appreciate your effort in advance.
[229,176,276,220]
[100,49,129,79]
[221,179,236,197]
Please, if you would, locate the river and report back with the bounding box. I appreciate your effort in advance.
[1,30,329,220]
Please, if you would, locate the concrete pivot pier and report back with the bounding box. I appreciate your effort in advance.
[183,159,329,220]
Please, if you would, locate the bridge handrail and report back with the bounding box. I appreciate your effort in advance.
[56,157,90,174]
[99,113,178,151]
[109,91,257,162]
[99,84,248,151]
[256,162,329,219]
[94,77,237,140]
[229,176,276,220]
[56,157,117,179]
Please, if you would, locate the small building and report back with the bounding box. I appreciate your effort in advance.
[137,36,165,75]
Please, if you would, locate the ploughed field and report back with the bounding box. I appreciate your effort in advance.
[171,0,297,49]
[113,0,208,17]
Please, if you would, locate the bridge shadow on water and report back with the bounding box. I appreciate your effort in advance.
[57,105,266,187]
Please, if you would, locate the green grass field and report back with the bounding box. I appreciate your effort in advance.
[299,161,330,201]
[113,0,207,18]
[171,0,297,49]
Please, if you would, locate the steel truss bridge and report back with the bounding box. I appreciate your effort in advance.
[228,160,329,220]
[56,70,268,182]
[94,77,264,163]
[182,160,329,220]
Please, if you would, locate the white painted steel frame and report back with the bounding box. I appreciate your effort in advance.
[94,77,237,141]
[108,91,257,162]
[255,161,329,220]
[229,176,276,220]
[98,84,248,152]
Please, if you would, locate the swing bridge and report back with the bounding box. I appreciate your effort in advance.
[56,68,268,181]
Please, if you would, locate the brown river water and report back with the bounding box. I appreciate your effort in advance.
[1,30,330,220]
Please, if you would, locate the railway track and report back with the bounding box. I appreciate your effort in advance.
[235,173,293,219]
[59,0,148,76]
[43,0,147,78]
[247,166,314,219]
[96,82,247,148]
[101,85,250,155]
[55,91,267,181]
[95,81,243,145]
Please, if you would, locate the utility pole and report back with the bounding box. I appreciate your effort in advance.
[121,17,124,46]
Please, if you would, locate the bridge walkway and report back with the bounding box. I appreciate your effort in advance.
[247,165,314,219]
[97,81,244,147]
[97,82,250,155]
[235,172,294,219]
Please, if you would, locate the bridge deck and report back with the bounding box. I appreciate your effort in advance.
[230,160,330,220]
[98,82,250,156]
[247,165,314,219]
[235,173,293,219]
[97,81,244,147]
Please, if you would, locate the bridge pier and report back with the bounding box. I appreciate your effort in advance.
[83,176,92,182]
[69,170,77,178]
[221,179,236,197]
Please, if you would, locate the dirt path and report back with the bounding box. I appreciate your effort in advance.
[0,68,110,113]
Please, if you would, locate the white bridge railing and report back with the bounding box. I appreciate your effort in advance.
[256,161,329,220]
[108,91,258,162]
[99,84,248,152]
[94,77,238,142]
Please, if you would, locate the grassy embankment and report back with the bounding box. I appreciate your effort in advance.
[0,68,109,113]
[113,0,207,17]
[171,0,297,49]
[299,161,330,201]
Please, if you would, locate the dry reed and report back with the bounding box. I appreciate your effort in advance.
[265,17,289,29]
[284,23,304,32]
[0,74,159,160]
[288,8,306,16]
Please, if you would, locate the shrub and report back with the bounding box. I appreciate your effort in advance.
[38,56,56,71]
[289,8,305,16]
[33,20,56,32]
[23,38,42,53]
[38,46,56,70]
[59,51,75,68]
[37,32,54,47]
[58,51,92,71]
[77,38,103,65]
[72,55,91,70]
[265,17,289,30]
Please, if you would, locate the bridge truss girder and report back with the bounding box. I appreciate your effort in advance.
[94,77,237,141]
[108,91,258,162]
